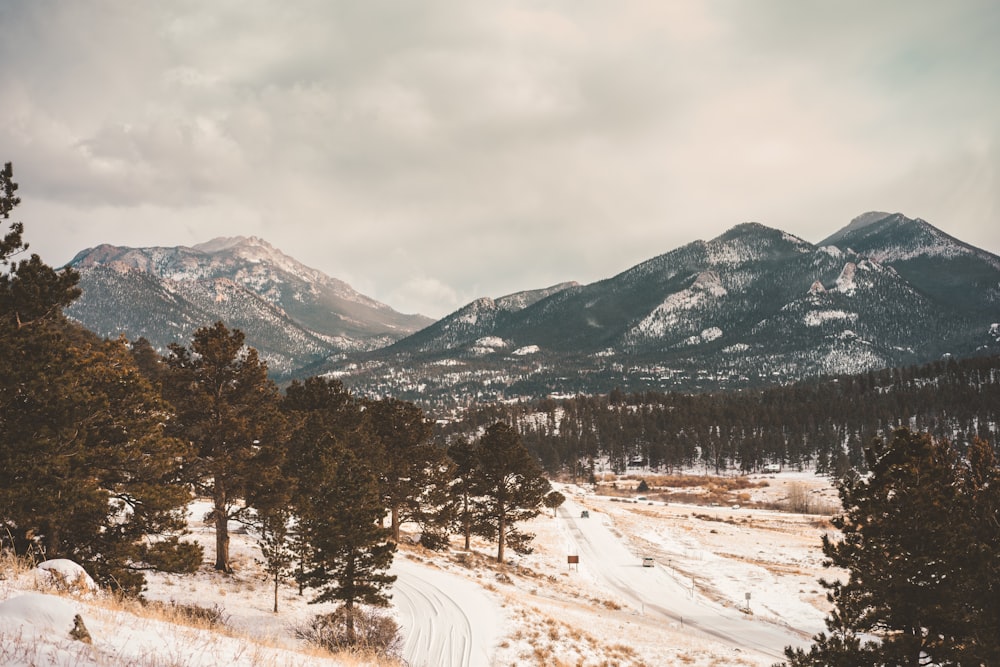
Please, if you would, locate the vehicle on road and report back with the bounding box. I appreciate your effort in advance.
[642,557,654,567]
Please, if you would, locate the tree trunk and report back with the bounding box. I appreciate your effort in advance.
[345,599,355,645]
[391,505,400,543]
[273,572,279,613]
[496,502,506,563]
[213,485,231,573]
[462,490,471,550]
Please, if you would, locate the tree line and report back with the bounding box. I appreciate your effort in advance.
[0,164,554,635]
[780,428,1000,666]
[437,354,1000,477]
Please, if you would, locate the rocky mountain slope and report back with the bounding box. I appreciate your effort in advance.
[63,215,999,402]
[326,214,999,409]
[65,237,432,377]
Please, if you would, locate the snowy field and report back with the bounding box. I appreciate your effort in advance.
[0,472,841,666]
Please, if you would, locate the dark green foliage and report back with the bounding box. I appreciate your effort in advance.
[255,506,295,613]
[300,447,396,619]
[365,397,455,544]
[0,162,25,262]
[163,321,287,573]
[470,422,551,563]
[0,162,199,595]
[543,490,566,517]
[781,429,1000,666]
[447,437,479,551]
[439,354,1000,476]
[0,311,200,595]
[281,377,397,630]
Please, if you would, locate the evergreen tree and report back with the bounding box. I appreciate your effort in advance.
[471,422,551,563]
[163,321,286,573]
[0,321,202,593]
[280,376,364,594]
[365,397,456,546]
[0,161,26,264]
[300,446,396,642]
[782,428,1000,666]
[543,490,566,517]
[0,164,198,593]
[255,505,295,614]
[447,437,479,551]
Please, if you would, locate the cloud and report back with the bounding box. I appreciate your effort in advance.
[1,1,998,318]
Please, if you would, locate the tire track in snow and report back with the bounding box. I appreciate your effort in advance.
[391,557,497,667]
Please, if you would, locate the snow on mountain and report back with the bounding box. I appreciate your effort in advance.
[834,262,857,294]
[331,215,998,407]
[628,270,727,341]
[66,237,431,378]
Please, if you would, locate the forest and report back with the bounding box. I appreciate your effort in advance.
[437,353,1000,477]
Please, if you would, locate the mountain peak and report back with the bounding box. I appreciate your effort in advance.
[192,236,270,253]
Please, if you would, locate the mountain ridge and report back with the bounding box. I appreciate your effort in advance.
[324,213,999,408]
[63,214,1000,405]
[65,236,433,377]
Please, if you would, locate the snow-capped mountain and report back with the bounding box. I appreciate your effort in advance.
[65,237,432,377]
[63,216,999,401]
[327,215,1000,407]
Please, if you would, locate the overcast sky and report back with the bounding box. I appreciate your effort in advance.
[3,1,998,318]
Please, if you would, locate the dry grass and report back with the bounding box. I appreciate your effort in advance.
[598,474,773,507]
[0,550,406,667]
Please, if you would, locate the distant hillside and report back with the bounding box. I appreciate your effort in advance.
[325,214,1000,411]
[66,237,432,377]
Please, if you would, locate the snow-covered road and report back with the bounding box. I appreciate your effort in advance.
[391,556,503,667]
[558,502,811,662]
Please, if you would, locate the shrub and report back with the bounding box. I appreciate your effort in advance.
[785,482,814,514]
[297,606,401,657]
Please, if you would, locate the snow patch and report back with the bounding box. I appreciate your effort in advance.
[0,593,80,635]
[474,337,506,349]
[683,327,723,345]
[630,272,727,340]
[512,345,540,356]
[804,310,857,327]
[35,560,98,594]
[834,262,857,295]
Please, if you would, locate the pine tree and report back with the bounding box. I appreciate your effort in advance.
[543,490,566,517]
[162,321,286,573]
[471,422,551,563]
[782,428,1000,666]
[365,397,454,544]
[255,505,295,613]
[0,322,202,593]
[447,437,479,551]
[300,446,396,642]
[0,164,198,594]
[280,376,364,594]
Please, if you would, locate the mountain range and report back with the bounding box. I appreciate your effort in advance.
[65,237,432,377]
[65,213,1000,406]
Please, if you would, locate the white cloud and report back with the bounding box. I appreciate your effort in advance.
[2,0,998,317]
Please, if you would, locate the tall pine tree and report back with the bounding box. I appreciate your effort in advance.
[163,321,286,573]
[0,164,198,593]
[782,428,1000,666]
[471,422,551,563]
[300,445,396,642]
[365,397,454,545]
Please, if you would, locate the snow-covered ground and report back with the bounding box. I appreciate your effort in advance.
[0,471,840,666]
